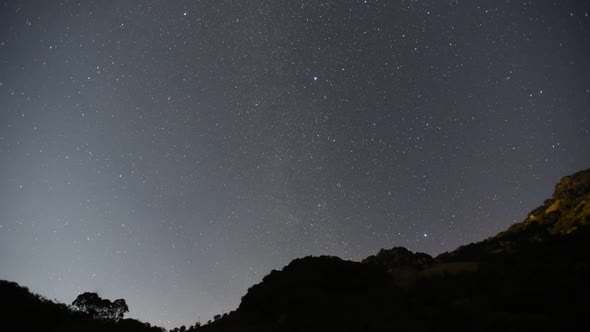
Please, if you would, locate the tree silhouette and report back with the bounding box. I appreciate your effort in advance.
[112,298,129,320]
[72,292,129,321]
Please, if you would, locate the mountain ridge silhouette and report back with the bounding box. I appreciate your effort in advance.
[2,168,589,331]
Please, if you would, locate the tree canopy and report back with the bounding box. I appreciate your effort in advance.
[72,292,129,321]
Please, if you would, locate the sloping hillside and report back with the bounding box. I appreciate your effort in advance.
[438,168,590,262]
[193,168,590,332]
[2,168,590,332]
[0,280,164,332]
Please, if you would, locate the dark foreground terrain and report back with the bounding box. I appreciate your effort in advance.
[2,168,590,331]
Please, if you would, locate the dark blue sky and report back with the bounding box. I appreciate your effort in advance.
[1,0,589,329]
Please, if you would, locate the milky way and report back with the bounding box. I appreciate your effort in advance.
[1,0,589,328]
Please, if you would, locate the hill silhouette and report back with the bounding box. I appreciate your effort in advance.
[0,279,164,332]
[2,168,590,331]
[192,168,590,332]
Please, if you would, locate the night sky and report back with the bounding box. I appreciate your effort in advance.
[1,0,589,328]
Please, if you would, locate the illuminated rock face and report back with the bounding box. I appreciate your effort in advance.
[437,168,590,262]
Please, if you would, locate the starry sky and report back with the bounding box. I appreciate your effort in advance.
[1,0,589,329]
